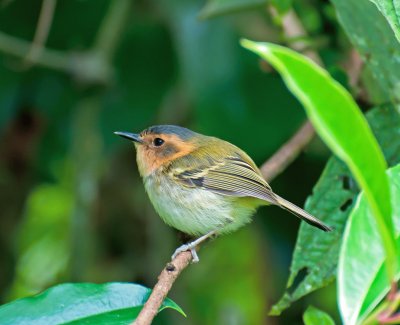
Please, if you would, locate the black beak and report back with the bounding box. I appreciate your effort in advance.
[114,131,143,143]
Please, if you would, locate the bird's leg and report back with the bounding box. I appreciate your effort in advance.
[172,230,218,263]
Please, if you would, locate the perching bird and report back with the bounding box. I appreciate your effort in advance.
[115,125,331,262]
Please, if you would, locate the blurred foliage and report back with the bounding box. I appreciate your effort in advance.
[198,0,267,19]
[0,0,399,324]
[9,164,73,300]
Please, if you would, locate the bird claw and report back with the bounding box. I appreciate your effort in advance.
[190,248,199,263]
[172,244,199,263]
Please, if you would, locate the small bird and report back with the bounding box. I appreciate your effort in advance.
[115,125,331,262]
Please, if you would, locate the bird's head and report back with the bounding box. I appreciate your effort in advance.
[115,125,199,176]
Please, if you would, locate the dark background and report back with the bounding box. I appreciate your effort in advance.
[0,0,348,323]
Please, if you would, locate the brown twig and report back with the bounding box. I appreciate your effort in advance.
[342,48,363,90]
[278,9,323,66]
[268,7,322,65]
[133,251,192,325]
[260,121,315,182]
[259,8,323,183]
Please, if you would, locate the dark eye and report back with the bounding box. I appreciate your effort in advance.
[153,138,165,146]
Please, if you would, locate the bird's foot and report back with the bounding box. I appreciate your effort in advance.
[172,244,199,263]
[171,230,219,263]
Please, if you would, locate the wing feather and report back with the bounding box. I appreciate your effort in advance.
[168,141,332,232]
[172,153,277,204]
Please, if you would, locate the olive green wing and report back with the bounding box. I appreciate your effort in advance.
[172,154,278,204]
[171,150,332,232]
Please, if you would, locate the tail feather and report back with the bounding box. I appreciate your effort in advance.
[274,195,332,232]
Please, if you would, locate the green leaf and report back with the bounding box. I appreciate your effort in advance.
[241,38,398,314]
[198,0,267,20]
[331,0,400,104]
[368,0,400,43]
[269,105,400,314]
[303,306,335,325]
[241,40,391,227]
[241,40,396,282]
[338,164,400,325]
[269,158,354,315]
[0,282,185,325]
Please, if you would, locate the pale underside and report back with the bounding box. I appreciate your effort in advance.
[144,173,265,236]
[143,150,274,236]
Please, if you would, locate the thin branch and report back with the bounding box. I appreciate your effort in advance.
[342,48,363,89]
[258,8,323,183]
[0,30,70,72]
[0,29,111,84]
[342,48,367,104]
[133,251,192,325]
[281,11,322,65]
[260,121,315,182]
[23,0,57,68]
[0,0,131,83]
[270,8,323,66]
[94,0,131,61]
[0,0,15,9]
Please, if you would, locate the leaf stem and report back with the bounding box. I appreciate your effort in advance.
[260,121,315,182]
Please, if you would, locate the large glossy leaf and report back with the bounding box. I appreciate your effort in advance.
[303,306,335,325]
[198,0,267,19]
[271,105,400,314]
[242,39,396,273]
[241,38,400,314]
[241,40,393,246]
[0,283,185,325]
[368,0,400,43]
[331,0,400,104]
[338,164,400,325]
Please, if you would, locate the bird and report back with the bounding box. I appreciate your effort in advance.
[115,125,331,262]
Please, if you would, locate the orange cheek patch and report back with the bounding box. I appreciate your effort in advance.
[136,134,196,176]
